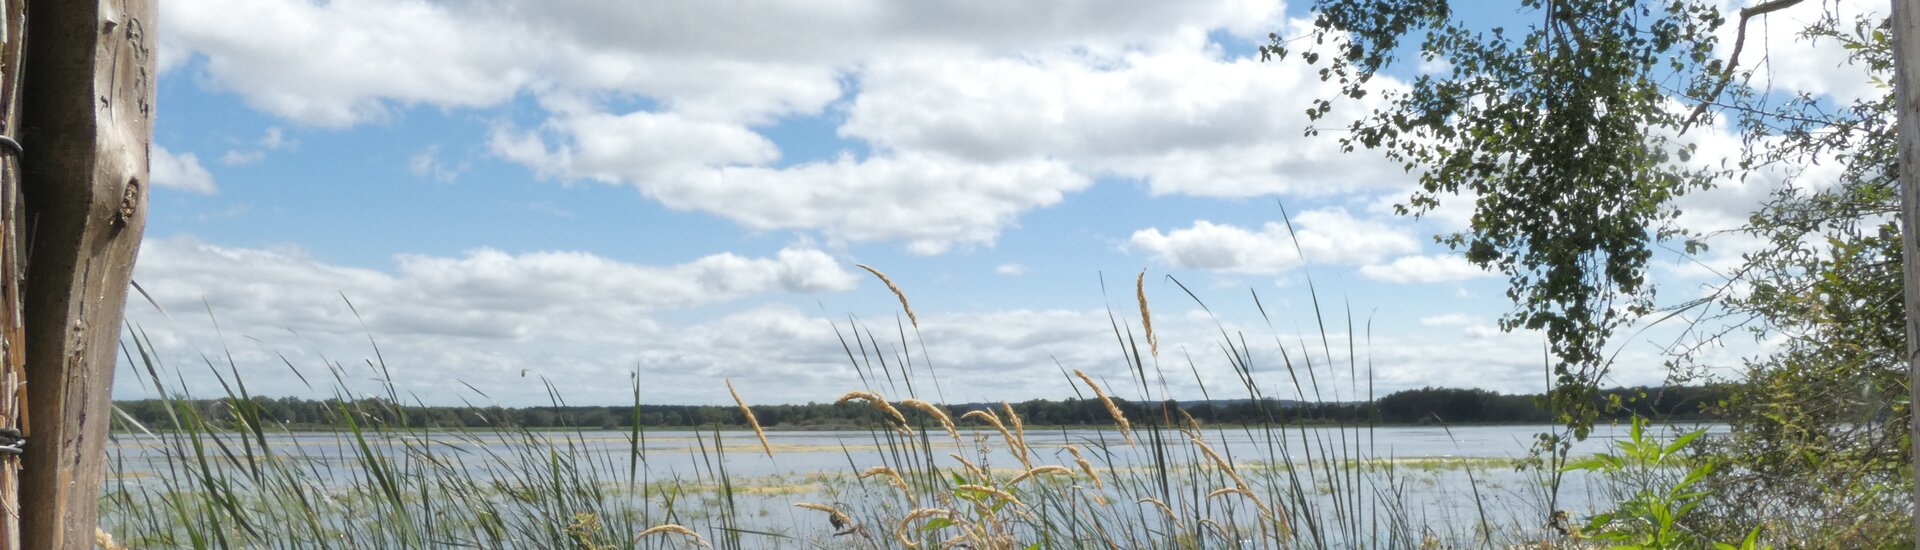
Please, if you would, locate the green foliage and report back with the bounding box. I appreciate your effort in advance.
[1658,9,1912,545]
[1564,417,1763,549]
[1265,0,1729,439]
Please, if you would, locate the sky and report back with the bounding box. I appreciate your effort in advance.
[128,0,1881,406]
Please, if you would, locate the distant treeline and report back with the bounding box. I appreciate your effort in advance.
[111,385,1726,432]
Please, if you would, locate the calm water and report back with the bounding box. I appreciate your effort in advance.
[103,422,1723,544]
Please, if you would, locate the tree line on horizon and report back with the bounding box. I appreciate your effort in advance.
[110,384,1727,432]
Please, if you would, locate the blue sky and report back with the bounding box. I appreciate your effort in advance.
[127,0,1873,405]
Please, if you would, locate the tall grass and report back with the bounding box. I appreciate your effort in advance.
[100,273,1595,549]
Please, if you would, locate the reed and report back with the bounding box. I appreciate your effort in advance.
[859,465,919,506]
[1136,269,1157,358]
[899,398,960,444]
[856,264,917,329]
[958,409,1031,469]
[835,390,911,433]
[1007,465,1071,485]
[99,255,1575,549]
[636,524,711,548]
[1065,445,1103,490]
[726,379,773,459]
[1071,369,1134,445]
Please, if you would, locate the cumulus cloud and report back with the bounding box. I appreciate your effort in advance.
[498,126,1091,252]
[409,145,462,183]
[161,0,1288,128]
[842,47,1408,197]
[1717,0,1886,106]
[160,0,1410,252]
[151,146,218,194]
[133,236,857,339]
[1360,254,1494,284]
[124,237,1613,404]
[1130,209,1419,274]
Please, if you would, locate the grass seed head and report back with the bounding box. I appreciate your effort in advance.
[856,264,918,329]
[1072,369,1135,445]
[636,524,711,548]
[1137,269,1157,358]
[727,379,773,459]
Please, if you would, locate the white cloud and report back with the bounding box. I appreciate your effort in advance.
[121,236,1681,405]
[1130,209,1419,274]
[409,145,462,183]
[1359,254,1494,284]
[1130,220,1297,274]
[493,110,780,180]
[1418,313,1476,327]
[842,46,1409,197]
[499,123,1091,252]
[150,146,218,194]
[133,236,857,340]
[995,263,1026,276]
[159,1,1414,252]
[222,127,296,165]
[161,0,1289,128]
[1720,0,1886,106]
[220,150,263,166]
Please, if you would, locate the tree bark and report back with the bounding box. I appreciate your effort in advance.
[1895,0,1920,544]
[16,0,152,548]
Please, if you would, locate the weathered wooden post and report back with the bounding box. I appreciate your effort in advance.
[0,0,26,548]
[1896,0,1920,542]
[14,0,154,548]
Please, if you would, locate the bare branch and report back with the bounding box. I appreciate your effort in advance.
[1681,0,1806,133]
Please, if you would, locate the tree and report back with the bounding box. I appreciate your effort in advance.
[1561,6,1918,543]
[1264,0,1726,440]
[1266,0,1919,543]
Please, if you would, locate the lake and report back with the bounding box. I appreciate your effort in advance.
[101,422,1721,547]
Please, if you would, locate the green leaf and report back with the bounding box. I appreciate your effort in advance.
[1661,429,1706,457]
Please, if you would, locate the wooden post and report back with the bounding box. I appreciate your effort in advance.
[1895,0,1920,542]
[16,0,153,548]
[0,1,25,548]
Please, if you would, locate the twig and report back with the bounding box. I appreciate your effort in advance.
[1682,0,1807,133]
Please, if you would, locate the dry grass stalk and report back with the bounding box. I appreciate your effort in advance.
[900,398,961,444]
[1189,433,1249,490]
[896,508,961,548]
[959,409,1030,468]
[1008,465,1072,485]
[1137,269,1157,358]
[1176,406,1203,437]
[1000,401,1031,458]
[860,465,919,506]
[636,524,712,548]
[836,390,913,433]
[1197,518,1230,540]
[1206,485,1277,528]
[794,502,859,535]
[1136,497,1191,539]
[726,379,773,459]
[1064,445,1103,489]
[948,452,987,481]
[856,264,918,329]
[1071,369,1135,445]
[954,483,1026,508]
[1137,497,1176,520]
